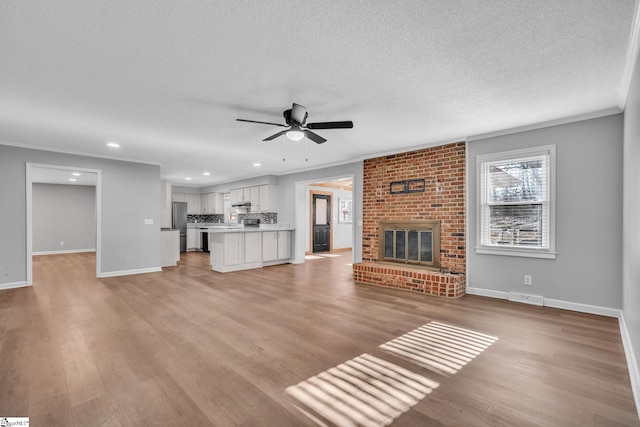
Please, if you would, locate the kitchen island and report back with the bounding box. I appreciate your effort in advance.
[204,225,294,273]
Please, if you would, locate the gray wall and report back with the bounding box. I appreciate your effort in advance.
[0,144,161,283]
[467,114,623,308]
[307,185,353,251]
[623,46,640,397]
[33,183,96,253]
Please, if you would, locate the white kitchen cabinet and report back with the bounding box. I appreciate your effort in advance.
[230,188,246,205]
[186,193,201,214]
[262,230,291,262]
[258,184,277,212]
[210,229,293,272]
[223,233,243,266]
[229,185,277,213]
[187,228,201,251]
[277,230,291,260]
[160,229,180,267]
[173,193,202,214]
[249,186,260,211]
[244,232,262,265]
[202,192,223,214]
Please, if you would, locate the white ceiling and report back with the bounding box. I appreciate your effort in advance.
[1,1,638,186]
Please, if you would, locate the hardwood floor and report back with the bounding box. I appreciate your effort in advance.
[1,251,638,426]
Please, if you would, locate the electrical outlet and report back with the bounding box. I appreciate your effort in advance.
[60,241,65,246]
[524,275,532,286]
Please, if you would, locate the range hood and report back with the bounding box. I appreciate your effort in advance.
[231,201,251,208]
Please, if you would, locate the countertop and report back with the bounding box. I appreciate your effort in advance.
[204,224,294,233]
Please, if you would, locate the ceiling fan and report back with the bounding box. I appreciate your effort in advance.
[236,103,353,144]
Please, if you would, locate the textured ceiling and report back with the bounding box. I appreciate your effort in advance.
[0,1,637,185]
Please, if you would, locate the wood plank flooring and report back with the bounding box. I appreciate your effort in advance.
[0,251,638,426]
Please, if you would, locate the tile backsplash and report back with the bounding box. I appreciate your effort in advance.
[187,214,225,223]
[187,212,277,224]
[238,212,278,224]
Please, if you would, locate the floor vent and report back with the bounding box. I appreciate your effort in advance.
[508,291,544,306]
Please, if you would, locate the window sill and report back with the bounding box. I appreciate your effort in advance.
[475,246,557,259]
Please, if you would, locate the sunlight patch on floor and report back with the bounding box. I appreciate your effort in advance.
[286,353,439,427]
[379,321,498,376]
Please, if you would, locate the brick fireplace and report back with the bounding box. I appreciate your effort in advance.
[353,142,466,297]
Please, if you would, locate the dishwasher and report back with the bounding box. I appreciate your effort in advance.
[200,228,209,253]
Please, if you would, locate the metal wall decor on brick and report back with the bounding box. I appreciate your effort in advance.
[389,178,426,194]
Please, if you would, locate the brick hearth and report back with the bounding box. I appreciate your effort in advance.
[354,141,466,297]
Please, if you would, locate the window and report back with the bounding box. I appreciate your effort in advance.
[476,145,556,259]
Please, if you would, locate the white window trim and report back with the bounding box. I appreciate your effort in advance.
[475,145,557,259]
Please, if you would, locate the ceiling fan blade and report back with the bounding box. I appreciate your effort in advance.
[291,103,308,125]
[237,118,287,127]
[306,121,353,130]
[263,130,287,141]
[305,130,327,144]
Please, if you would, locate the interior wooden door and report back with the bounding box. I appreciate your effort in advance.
[312,194,331,253]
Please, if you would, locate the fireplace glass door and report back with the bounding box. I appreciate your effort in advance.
[384,230,433,263]
[380,221,440,269]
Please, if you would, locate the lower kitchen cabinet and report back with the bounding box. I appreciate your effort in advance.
[262,230,291,262]
[244,232,262,265]
[223,233,243,266]
[187,228,201,251]
[209,229,293,272]
[160,229,180,267]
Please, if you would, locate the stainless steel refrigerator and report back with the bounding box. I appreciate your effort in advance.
[172,201,187,253]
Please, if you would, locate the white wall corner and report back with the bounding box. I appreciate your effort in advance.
[619,313,640,421]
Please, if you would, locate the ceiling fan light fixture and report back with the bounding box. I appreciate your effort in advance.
[285,129,305,141]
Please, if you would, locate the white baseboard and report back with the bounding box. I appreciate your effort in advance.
[98,267,162,278]
[466,286,620,318]
[33,249,96,256]
[543,298,621,318]
[619,313,640,421]
[466,287,509,300]
[0,281,30,290]
[467,285,639,419]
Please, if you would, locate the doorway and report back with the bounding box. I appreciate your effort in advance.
[311,193,332,253]
[26,163,102,285]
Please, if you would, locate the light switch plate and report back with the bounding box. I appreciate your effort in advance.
[145,219,153,225]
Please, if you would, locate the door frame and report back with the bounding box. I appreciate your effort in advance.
[26,163,102,285]
[308,190,333,254]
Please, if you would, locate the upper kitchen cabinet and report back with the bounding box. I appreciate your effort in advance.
[230,188,246,205]
[230,184,278,213]
[173,192,201,214]
[202,192,224,214]
[249,186,260,211]
[258,184,277,212]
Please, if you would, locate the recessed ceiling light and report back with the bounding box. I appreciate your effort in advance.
[69,178,77,182]
[72,172,81,176]
[107,142,120,148]
[185,177,192,181]
[203,172,210,176]
[253,162,261,167]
